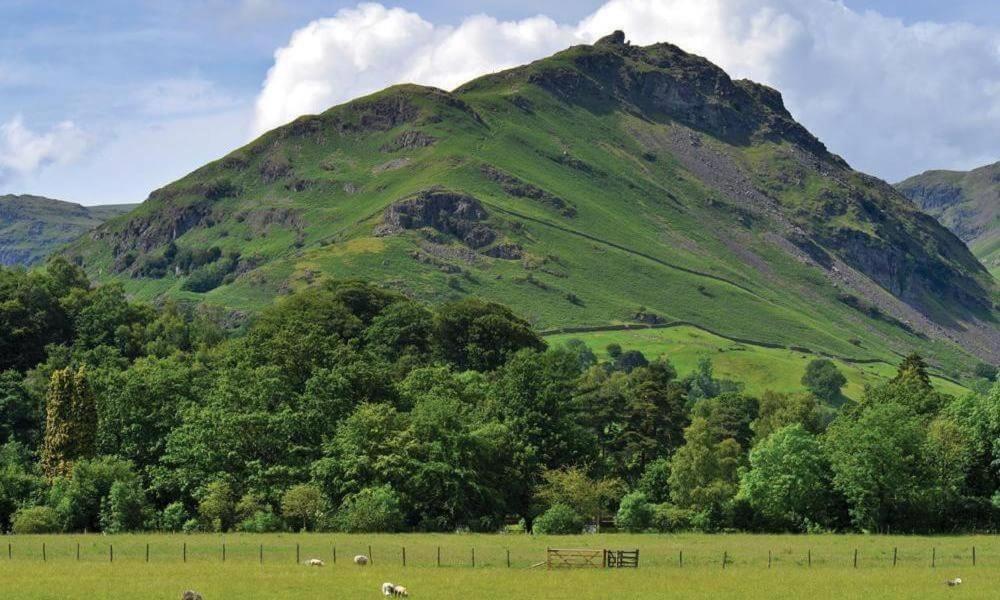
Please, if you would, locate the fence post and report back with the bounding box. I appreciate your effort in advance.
[369,545,373,565]
[259,544,263,565]
[853,548,857,569]
[932,548,936,568]
[972,546,976,566]
[110,545,114,563]
[507,548,511,568]
[402,546,406,567]
[77,542,80,561]
[472,547,476,568]
[437,546,441,567]
[183,542,187,563]
[768,550,771,568]
[679,549,683,568]
[333,546,336,564]
[222,543,226,562]
[146,543,150,563]
[296,543,300,564]
[722,551,727,569]
[807,549,811,567]
[892,547,897,567]
[8,543,11,560]
[42,543,46,562]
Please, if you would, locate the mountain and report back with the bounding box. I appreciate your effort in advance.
[896,161,999,279]
[65,31,998,375]
[0,195,137,266]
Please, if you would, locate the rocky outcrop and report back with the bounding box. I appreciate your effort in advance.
[481,165,576,217]
[375,189,497,249]
[381,130,436,152]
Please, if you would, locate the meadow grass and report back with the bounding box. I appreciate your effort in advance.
[545,326,969,400]
[1,533,995,599]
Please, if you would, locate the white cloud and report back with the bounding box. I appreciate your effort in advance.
[254,0,1000,181]
[0,116,90,182]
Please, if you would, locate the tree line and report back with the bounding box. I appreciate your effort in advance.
[0,258,997,535]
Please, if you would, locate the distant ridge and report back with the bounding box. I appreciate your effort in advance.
[0,195,137,266]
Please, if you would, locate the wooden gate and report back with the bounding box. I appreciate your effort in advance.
[604,548,640,568]
[546,548,604,569]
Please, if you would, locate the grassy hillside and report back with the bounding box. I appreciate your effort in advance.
[545,326,969,400]
[0,195,136,266]
[65,32,998,378]
[896,161,999,278]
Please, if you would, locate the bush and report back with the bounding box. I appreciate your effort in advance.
[160,502,188,532]
[615,491,653,532]
[238,509,285,533]
[650,503,695,532]
[637,458,671,504]
[336,485,404,533]
[532,503,584,535]
[12,506,61,534]
[182,518,200,533]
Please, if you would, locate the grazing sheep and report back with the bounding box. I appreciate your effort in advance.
[392,585,409,597]
[306,558,325,567]
[946,578,962,587]
[181,591,203,600]
[354,554,369,565]
[381,582,396,596]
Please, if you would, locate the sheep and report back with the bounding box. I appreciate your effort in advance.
[946,578,962,587]
[392,585,409,597]
[354,554,369,565]
[181,591,203,600]
[381,582,396,596]
[306,558,325,567]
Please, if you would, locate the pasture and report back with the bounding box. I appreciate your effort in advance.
[545,326,970,400]
[1,533,996,599]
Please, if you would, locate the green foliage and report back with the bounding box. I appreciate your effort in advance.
[650,503,695,532]
[615,491,653,532]
[434,298,545,371]
[532,503,584,535]
[11,505,61,533]
[159,501,188,532]
[668,417,743,509]
[636,458,672,504]
[335,485,404,533]
[198,480,237,532]
[534,467,623,524]
[53,456,139,533]
[281,484,325,531]
[752,391,828,442]
[801,359,847,404]
[739,425,833,530]
[41,367,97,478]
[99,478,149,533]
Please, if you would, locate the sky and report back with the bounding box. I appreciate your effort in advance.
[0,0,997,205]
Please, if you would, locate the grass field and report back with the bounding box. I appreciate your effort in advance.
[1,533,995,599]
[545,326,970,400]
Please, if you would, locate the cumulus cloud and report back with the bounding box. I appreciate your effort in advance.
[0,116,90,182]
[254,0,1000,181]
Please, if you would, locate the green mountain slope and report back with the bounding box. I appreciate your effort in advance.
[0,195,136,266]
[896,161,1000,278]
[66,32,998,375]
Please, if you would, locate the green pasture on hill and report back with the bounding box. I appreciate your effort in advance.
[545,325,970,400]
[1,533,996,599]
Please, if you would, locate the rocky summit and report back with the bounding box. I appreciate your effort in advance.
[65,32,998,374]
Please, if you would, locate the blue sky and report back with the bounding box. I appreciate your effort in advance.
[1,0,997,205]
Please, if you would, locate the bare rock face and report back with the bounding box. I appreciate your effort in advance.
[481,165,576,217]
[375,189,497,249]
[381,130,436,152]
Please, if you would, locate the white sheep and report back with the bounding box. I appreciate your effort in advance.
[946,578,962,587]
[381,582,396,596]
[354,554,369,565]
[306,558,325,567]
[392,585,409,597]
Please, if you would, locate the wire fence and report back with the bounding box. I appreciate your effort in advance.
[0,537,993,570]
